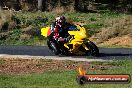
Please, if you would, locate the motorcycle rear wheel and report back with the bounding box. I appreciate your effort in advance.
[47,40,59,55]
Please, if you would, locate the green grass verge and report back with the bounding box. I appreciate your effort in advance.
[0,60,132,88]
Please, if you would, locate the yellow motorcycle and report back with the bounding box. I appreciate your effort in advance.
[41,24,99,56]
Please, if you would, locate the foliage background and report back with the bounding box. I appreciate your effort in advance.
[0,0,131,13]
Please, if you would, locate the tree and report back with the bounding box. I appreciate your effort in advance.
[38,0,43,11]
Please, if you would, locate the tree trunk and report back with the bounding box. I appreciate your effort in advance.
[38,0,43,11]
[74,0,79,11]
[0,0,3,10]
[0,6,1,10]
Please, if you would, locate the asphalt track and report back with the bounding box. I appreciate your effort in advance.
[0,45,132,61]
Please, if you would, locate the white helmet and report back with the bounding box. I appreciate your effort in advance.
[55,16,66,24]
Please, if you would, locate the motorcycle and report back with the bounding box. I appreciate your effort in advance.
[41,24,99,56]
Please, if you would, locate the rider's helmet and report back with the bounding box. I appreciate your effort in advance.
[55,16,66,25]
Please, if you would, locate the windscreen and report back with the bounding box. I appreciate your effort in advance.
[68,25,79,31]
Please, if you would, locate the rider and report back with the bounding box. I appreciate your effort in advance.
[51,16,71,43]
[50,16,72,54]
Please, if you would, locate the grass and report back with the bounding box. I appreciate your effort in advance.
[0,59,5,64]
[0,60,132,88]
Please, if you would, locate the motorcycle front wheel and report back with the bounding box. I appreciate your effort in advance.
[86,41,99,56]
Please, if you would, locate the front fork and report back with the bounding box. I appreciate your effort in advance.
[82,44,89,51]
[82,39,91,51]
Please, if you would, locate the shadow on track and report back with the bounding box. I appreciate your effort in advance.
[99,53,132,57]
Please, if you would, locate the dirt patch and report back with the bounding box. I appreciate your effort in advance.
[90,15,132,47]
[97,36,132,47]
[0,58,115,75]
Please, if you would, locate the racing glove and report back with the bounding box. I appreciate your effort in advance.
[58,37,65,42]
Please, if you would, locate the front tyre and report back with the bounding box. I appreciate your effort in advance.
[86,41,99,56]
[47,40,59,55]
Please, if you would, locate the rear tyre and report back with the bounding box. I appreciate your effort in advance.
[47,40,59,55]
[60,47,69,56]
[86,41,99,56]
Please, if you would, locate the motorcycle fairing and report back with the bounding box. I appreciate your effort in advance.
[64,25,90,54]
[41,27,51,37]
